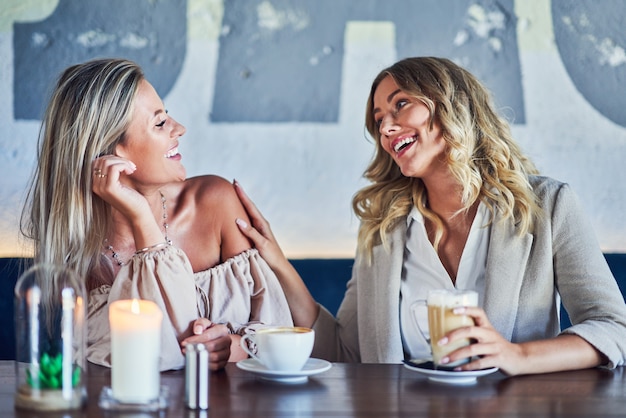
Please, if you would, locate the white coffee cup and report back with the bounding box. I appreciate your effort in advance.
[240,326,314,371]
[411,289,478,367]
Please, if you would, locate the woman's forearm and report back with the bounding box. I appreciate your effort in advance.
[513,334,605,375]
[272,259,320,328]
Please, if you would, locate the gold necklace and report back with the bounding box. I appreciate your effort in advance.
[104,191,171,266]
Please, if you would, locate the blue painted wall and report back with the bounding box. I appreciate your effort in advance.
[1,0,625,257]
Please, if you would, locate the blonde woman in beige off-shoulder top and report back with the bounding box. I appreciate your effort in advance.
[21,58,293,371]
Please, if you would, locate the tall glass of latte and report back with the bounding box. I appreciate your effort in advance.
[412,289,478,368]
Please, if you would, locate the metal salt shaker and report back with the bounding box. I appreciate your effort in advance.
[185,343,209,410]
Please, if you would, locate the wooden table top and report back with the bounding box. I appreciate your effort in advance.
[1,360,625,417]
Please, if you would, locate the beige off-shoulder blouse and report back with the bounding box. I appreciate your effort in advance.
[86,245,293,371]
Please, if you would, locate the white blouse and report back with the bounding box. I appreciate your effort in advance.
[400,203,490,360]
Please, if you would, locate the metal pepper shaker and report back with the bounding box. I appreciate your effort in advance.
[185,343,209,410]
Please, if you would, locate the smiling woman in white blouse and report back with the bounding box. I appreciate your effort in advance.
[234,56,626,376]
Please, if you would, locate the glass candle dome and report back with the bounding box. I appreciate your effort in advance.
[14,264,87,411]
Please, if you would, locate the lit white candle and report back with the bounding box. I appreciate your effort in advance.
[28,286,41,389]
[109,299,163,403]
[61,288,74,399]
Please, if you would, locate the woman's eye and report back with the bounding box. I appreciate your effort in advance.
[396,99,408,110]
[156,119,166,128]
[375,119,382,129]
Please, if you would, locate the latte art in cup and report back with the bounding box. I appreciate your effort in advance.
[240,326,314,372]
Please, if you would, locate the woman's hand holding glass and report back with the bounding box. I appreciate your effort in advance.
[439,306,525,376]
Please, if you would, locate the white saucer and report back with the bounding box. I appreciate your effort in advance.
[236,358,332,383]
[403,359,498,385]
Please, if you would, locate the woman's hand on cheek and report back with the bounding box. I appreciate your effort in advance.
[91,155,147,216]
[181,318,232,371]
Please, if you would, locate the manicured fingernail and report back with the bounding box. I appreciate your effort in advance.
[440,357,449,364]
[438,337,448,346]
[453,307,466,314]
[194,325,203,334]
[236,218,248,228]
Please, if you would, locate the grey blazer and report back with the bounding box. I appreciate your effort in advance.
[312,176,626,368]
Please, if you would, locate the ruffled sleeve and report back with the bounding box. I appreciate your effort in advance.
[87,245,197,371]
[194,248,293,334]
[86,246,293,371]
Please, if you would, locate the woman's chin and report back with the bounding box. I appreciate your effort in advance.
[174,167,187,182]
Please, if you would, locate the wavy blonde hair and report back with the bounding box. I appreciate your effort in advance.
[21,58,144,289]
[353,57,540,260]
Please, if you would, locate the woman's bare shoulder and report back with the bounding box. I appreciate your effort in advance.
[166,176,250,266]
[181,174,226,189]
[178,175,244,213]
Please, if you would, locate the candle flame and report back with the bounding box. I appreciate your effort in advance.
[131,298,140,314]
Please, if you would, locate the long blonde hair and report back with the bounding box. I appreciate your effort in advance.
[21,58,144,289]
[353,57,540,260]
